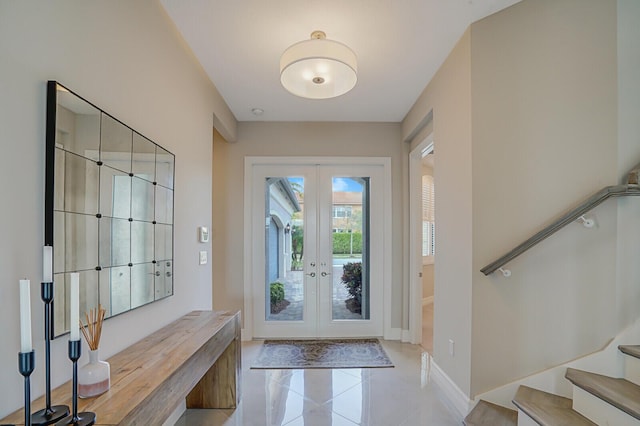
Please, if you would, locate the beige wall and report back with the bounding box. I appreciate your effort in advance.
[0,1,234,417]
[212,122,404,329]
[404,0,622,398]
[616,0,640,331]
[470,0,617,396]
[406,30,474,395]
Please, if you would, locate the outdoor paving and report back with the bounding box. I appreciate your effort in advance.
[268,265,363,321]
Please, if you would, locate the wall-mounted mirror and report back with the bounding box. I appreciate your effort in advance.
[45,81,175,337]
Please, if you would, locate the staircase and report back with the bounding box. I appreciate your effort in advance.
[464,345,640,425]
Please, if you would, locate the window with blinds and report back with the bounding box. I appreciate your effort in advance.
[422,174,435,257]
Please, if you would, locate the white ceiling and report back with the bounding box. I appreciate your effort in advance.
[160,0,521,123]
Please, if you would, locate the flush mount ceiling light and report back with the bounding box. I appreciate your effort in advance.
[280,30,357,99]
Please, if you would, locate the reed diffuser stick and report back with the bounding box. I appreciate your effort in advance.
[80,305,106,350]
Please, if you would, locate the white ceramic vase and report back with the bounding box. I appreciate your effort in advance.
[78,349,110,398]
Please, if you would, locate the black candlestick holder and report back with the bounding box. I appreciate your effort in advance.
[54,340,95,426]
[31,281,69,426]
[19,350,35,426]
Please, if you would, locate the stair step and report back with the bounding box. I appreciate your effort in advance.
[512,385,596,425]
[619,345,640,386]
[565,367,640,420]
[620,345,640,359]
[464,400,517,426]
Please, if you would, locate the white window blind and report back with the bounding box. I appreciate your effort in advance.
[422,174,435,257]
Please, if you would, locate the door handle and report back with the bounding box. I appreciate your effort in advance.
[321,271,331,277]
[306,272,316,277]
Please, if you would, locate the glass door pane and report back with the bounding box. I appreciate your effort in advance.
[317,164,383,338]
[331,177,370,320]
[264,177,304,322]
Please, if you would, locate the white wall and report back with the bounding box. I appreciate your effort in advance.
[212,122,404,331]
[0,1,235,417]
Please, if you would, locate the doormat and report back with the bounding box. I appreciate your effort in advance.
[251,339,394,369]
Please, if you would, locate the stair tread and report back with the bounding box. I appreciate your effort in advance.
[512,385,596,426]
[565,367,640,420]
[464,400,517,426]
[619,344,640,359]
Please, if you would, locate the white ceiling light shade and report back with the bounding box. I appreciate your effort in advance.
[280,31,357,99]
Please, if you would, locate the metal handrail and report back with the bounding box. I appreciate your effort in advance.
[481,164,640,276]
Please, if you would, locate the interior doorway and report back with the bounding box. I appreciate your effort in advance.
[409,135,435,351]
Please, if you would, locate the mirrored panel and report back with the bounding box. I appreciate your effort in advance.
[156,146,174,189]
[131,263,154,308]
[63,212,99,272]
[154,224,173,262]
[155,260,173,300]
[53,270,99,337]
[131,221,154,264]
[155,185,173,224]
[101,266,131,316]
[46,81,175,337]
[99,217,131,267]
[100,166,131,220]
[132,132,156,182]
[101,114,132,173]
[131,177,155,222]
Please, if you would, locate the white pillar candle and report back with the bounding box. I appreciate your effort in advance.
[19,279,32,353]
[70,273,80,341]
[43,246,53,282]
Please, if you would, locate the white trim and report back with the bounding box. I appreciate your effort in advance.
[423,296,434,306]
[243,158,254,340]
[408,136,434,344]
[387,327,402,341]
[382,157,393,341]
[401,329,412,342]
[244,156,392,340]
[430,358,473,420]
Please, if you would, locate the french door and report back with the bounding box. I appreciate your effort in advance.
[249,160,386,338]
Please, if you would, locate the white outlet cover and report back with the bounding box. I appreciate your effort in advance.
[199,251,208,265]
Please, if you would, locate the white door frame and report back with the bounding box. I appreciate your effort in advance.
[243,156,392,340]
[409,135,434,344]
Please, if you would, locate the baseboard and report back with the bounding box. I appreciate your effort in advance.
[430,359,472,420]
[386,327,402,340]
[422,296,434,306]
[241,328,251,341]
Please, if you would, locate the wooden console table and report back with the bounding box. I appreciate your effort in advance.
[1,310,241,426]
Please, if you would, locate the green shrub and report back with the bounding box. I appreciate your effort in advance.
[341,262,362,300]
[332,232,362,254]
[291,225,304,267]
[270,282,285,305]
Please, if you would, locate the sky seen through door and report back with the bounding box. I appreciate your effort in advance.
[288,177,363,193]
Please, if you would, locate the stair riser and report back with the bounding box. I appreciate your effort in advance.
[623,354,640,386]
[516,409,539,426]
[572,386,640,426]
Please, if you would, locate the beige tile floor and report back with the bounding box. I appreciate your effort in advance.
[175,340,461,426]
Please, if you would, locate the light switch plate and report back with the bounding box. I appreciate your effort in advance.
[199,251,208,265]
[198,226,209,243]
